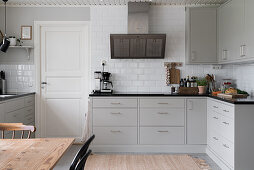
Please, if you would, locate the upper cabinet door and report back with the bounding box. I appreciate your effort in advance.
[218,0,245,63]
[244,0,254,59]
[111,36,130,59]
[186,8,217,64]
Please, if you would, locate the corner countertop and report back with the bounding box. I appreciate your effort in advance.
[89,92,254,104]
[0,92,35,102]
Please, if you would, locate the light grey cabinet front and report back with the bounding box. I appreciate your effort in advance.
[112,38,130,58]
[186,98,207,144]
[186,7,217,64]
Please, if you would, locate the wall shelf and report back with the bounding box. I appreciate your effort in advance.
[9,46,33,60]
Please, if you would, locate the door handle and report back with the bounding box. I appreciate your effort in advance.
[41,82,47,85]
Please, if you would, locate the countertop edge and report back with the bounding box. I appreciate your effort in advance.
[0,92,35,102]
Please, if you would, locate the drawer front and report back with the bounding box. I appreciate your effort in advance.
[140,108,184,126]
[140,98,184,108]
[140,127,184,145]
[93,127,137,145]
[207,108,221,133]
[25,95,35,107]
[207,131,222,156]
[93,108,137,126]
[219,115,234,143]
[93,98,137,108]
[220,137,234,167]
[4,98,25,113]
[5,109,24,123]
[208,99,234,119]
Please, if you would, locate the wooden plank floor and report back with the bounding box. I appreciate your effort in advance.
[85,154,208,170]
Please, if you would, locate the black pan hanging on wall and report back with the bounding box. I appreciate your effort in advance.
[0,0,10,53]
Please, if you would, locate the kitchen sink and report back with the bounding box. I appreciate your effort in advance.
[0,95,16,98]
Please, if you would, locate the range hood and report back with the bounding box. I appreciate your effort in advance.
[110,2,166,59]
[128,2,150,34]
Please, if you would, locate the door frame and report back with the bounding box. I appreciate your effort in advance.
[34,21,91,138]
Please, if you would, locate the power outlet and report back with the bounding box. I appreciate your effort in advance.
[101,60,106,66]
[212,65,222,70]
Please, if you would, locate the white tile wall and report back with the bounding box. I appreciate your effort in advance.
[0,65,35,93]
[90,6,236,93]
[0,6,253,95]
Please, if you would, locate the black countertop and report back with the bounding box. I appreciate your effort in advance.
[0,92,35,102]
[89,92,254,104]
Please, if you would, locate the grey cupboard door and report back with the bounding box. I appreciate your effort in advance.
[130,38,146,57]
[112,38,130,58]
[146,39,164,58]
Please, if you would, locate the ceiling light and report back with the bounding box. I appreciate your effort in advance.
[0,0,10,53]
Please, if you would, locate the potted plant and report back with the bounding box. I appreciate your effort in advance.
[197,78,207,94]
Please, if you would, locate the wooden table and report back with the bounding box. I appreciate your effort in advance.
[0,138,74,170]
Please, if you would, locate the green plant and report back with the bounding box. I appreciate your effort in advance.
[197,78,207,86]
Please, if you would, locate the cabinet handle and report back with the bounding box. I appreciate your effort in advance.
[111,112,121,115]
[111,102,121,105]
[223,110,229,113]
[240,45,246,57]
[110,130,121,133]
[157,112,168,114]
[213,106,218,109]
[213,137,218,141]
[222,50,228,60]
[223,144,230,149]
[222,121,229,125]
[158,103,169,105]
[157,130,169,133]
[213,117,218,120]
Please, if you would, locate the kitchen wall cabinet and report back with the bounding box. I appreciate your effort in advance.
[186,8,217,64]
[186,99,207,145]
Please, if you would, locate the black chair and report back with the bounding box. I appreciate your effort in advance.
[75,150,92,170]
[70,135,95,170]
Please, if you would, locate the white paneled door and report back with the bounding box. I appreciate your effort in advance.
[39,22,89,142]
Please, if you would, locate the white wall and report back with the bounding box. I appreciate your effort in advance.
[90,6,234,93]
[0,6,253,95]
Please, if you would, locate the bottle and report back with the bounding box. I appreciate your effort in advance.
[187,76,191,87]
[190,77,194,87]
[180,79,184,87]
[183,78,187,87]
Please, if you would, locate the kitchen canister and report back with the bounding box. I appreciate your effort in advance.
[9,36,17,46]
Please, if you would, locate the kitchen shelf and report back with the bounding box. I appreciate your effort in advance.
[9,46,33,60]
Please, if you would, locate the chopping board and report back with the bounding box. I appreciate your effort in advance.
[169,63,180,84]
[217,93,248,99]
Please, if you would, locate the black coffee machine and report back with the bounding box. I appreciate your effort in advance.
[101,72,113,93]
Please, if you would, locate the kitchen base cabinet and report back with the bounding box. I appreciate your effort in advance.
[0,95,35,139]
[207,98,254,170]
[90,97,207,153]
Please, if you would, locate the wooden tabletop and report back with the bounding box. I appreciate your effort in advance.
[0,138,74,170]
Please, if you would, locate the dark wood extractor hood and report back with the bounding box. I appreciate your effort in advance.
[110,34,166,59]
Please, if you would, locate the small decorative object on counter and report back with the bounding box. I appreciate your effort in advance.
[205,74,216,94]
[164,62,182,85]
[9,36,17,46]
[197,78,207,94]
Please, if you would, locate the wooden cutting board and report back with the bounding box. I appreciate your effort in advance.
[169,63,180,84]
[217,93,248,99]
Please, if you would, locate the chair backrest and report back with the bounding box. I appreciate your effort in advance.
[0,123,36,139]
[70,135,95,170]
[75,150,92,170]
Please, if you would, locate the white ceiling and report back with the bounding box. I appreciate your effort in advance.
[0,0,228,6]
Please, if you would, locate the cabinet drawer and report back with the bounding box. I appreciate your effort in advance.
[140,98,184,108]
[5,109,24,123]
[140,108,184,126]
[220,137,234,167]
[93,98,137,108]
[93,109,137,126]
[208,99,234,119]
[140,127,184,145]
[93,127,137,145]
[207,108,221,133]
[207,131,222,156]
[25,96,35,107]
[219,115,234,143]
[4,98,25,113]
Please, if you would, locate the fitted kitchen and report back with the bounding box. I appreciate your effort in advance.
[0,0,254,170]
